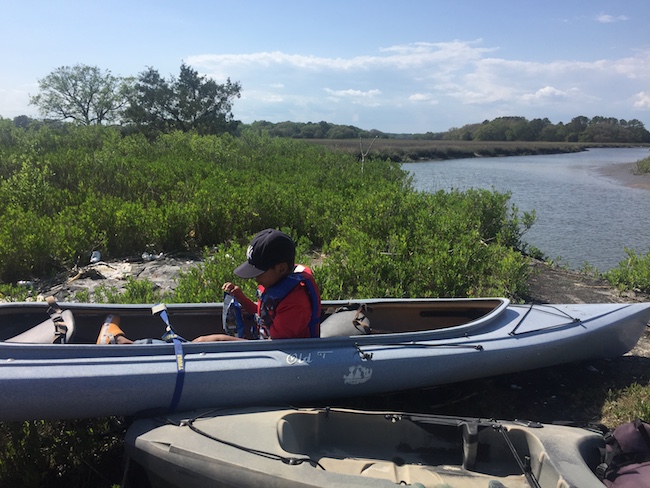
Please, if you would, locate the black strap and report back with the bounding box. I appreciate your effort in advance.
[46,296,68,344]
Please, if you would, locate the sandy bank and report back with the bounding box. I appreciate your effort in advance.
[597,160,650,190]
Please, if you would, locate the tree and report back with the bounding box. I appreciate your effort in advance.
[124,63,241,136]
[30,65,130,125]
[12,115,34,129]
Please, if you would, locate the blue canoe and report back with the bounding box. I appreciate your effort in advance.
[0,297,648,421]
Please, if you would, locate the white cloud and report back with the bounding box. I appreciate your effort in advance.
[187,40,650,132]
[634,91,650,109]
[596,14,629,23]
[324,88,381,98]
[324,88,381,106]
[408,93,438,104]
[190,40,495,76]
[521,86,567,101]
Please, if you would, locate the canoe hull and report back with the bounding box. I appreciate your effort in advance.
[0,299,648,421]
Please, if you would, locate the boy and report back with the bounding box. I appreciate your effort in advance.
[97,229,320,344]
[194,228,321,341]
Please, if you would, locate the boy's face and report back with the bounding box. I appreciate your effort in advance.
[255,262,290,288]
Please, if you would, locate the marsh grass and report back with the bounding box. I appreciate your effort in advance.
[309,139,602,162]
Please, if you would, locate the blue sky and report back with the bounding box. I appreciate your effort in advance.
[1,0,649,133]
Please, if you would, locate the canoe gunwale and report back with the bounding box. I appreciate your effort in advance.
[0,297,511,346]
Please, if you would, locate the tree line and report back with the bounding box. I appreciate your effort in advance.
[6,63,650,144]
[248,116,650,143]
[433,116,650,143]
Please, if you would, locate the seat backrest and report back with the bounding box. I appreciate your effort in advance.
[6,310,75,343]
[320,305,371,338]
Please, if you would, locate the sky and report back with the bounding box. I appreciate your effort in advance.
[1,0,649,134]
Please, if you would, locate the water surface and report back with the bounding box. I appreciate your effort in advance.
[403,148,650,271]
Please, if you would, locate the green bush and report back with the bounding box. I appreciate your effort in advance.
[315,189,531,299]
[0,418,124,488]
[606,248,650,293]
[634,156,650,175]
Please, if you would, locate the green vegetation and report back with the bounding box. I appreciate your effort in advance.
[634,155,650,175]
[606,248,650,294]
[600,155,650,294]
[602,383,650,427]
[0,418,124,487]
[123,63,241,137]
[29,65,129,126]
[28,63,241,138]
[442,115,650,143]
[309,138,590,162]
[0,122,533,300]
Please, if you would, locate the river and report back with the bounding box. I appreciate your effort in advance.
[402,148,650,271]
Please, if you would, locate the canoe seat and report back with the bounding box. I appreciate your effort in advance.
[5,298,76,344]
[320,305,372,338]
[5,310,76,343]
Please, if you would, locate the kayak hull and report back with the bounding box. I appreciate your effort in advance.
[125,406,608,488]
[0,298,648,421]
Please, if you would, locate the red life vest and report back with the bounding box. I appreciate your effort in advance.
[256,267,320,338]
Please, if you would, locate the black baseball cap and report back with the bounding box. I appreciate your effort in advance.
[234,229,296,278]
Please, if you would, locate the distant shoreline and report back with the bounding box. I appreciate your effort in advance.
[308,139,650,164]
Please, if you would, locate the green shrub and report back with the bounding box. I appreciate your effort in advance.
[0,418,124,488]
[0,125,535,300]
[606,248,650,293]
[634,156,650,175]
[315,188,531,299]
